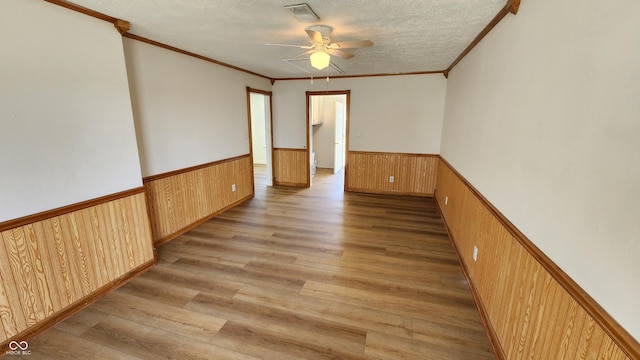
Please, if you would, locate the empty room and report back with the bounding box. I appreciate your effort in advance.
[1,0,638,359]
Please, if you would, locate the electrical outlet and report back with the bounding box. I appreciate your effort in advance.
[231,183,236,192]
[445,196,448,205]
[473,246,478,262]
[389,176,394,183]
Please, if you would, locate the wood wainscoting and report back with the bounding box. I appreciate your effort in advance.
[143,155,254,245]
[346,151,438,196]
[273,148,308,187]
[0,188,155,347]
[435,158,639,359]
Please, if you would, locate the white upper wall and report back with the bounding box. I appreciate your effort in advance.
[0,0,142,222]
[441,0,640,340]
[272,74,446,154]
[123,39,272,177]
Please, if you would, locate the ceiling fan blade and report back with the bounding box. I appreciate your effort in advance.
[306,29,323,44]
[330,40,374,49]
[264,43,313,49]
[328,49,354,60]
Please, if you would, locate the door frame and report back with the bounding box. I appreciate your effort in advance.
[246,87,274,190]
[305,90,350,190]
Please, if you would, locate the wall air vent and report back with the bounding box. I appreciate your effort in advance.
[283,3,320,22]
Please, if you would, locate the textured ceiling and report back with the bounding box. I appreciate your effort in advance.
[67,0,507,78]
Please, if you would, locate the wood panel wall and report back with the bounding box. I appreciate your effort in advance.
[346,152,437,196]
[0,189,154,346]
[273,148,308,187]
[435,158,638,360]
[143,155,254,245]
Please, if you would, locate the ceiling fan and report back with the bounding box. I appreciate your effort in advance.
[266,25,373,70]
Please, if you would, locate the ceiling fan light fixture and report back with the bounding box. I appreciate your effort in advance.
[310,51,330,70]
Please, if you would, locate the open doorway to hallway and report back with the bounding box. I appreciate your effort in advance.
[307,91,349,188]
[247,88,273,192]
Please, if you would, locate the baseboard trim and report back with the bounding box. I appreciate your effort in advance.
[434,190,506,359]
[273,181,308,188]
[0,258,155,350]
[153,193,254,247]
[347,188,434,198]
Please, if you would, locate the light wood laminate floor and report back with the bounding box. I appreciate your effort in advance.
[27,167,494,359]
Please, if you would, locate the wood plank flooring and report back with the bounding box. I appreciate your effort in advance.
[25,167,494,359]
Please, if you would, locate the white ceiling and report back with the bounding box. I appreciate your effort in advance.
[67,0,508,79]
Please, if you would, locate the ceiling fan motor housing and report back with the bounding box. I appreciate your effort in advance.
[307,25,333,44]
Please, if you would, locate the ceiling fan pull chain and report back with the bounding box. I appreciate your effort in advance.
[326,66,330,91]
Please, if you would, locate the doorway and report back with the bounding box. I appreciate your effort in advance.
[306,91,350,188]
[246,87,273,190]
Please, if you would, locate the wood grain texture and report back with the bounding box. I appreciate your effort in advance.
[113,19,130,34]
[509,0,521,14]
[272,148,308,187]
[26,167,493,359]
[0,188,145,232]
[144,155,254,245]
[346,152,438,196]
[435,158,637,359]
[0,192,154,346]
